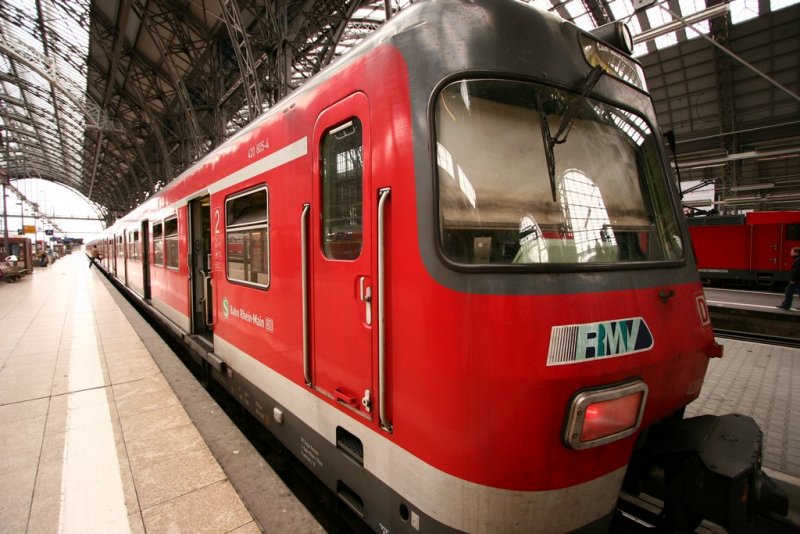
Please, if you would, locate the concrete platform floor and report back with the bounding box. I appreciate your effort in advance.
[0,253,319,533]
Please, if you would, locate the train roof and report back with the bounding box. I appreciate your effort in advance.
[105,0,610,232]
[105,0,573,230]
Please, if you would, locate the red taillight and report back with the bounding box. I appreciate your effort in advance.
[565,381,648,450]
[580,392,644,442]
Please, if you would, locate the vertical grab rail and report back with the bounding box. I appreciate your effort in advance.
[301,204,312,387]
[203,272,214,327]
[377,188,392,433]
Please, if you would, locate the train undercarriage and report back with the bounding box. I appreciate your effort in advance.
[617,412,793,533]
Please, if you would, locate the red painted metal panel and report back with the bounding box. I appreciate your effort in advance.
[689,224,750,270]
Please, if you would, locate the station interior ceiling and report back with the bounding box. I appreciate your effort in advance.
[0,0,798,225]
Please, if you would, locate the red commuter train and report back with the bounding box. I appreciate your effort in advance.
[89,1,787,532]
[687,211,800,286]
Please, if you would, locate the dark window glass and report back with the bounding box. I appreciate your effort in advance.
[226,187,269,287]
[153,222,164,266]
[132,230,140,260]
[786,224,800,241]
[435,79,683,267]
[321,119,363,260]
[165,217,179,269]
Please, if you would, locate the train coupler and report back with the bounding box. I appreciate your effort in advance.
[623,413,788,533]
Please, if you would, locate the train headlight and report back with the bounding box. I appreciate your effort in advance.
[580,35,648,92]
[564,381,648,450]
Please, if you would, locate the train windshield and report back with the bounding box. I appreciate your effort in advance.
[435,79,683,267]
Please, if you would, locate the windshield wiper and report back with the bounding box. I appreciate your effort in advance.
[536,66,605,202]
[534,93,558,202]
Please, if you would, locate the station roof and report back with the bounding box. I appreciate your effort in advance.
[0,0,798,223]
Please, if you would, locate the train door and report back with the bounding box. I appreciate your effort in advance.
[189,196,213,339]
[141,220,151,300]
[751,223,782,276]
[122,230,128,285]
[311,93,373,417]
[112,234,117,276]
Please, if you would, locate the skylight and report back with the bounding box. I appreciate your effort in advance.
[730,0,760,23]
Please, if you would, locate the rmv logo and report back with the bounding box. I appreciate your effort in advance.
[548,317,654,365]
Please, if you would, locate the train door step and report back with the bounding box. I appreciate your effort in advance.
[202,351,226,373]
[186,334,226,373]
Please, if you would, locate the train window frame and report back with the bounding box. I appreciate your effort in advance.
[320,118,364,261]
[152,221,164,267]
[164,216,179,270]
[430,76,686,273]
[225,185,270,290]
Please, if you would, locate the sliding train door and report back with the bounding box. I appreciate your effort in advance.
[751,222,782,277]
[141,220,151,300]
[189,196,213,340]
[122,230,128,286]
[311,93,374,418]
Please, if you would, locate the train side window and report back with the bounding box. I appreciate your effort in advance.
[787,224,800,241]
[164,217,179,269]
[226,186,269,288]
[321,118,363,261]
[127,231,136,260]
[153,222,164,266]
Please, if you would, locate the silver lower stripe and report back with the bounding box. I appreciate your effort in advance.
[214,336,623,532]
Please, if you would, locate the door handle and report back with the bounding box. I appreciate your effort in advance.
[359,276,372,326]
[204,272,214,327]
[198,269,206,301]
[198,269,214,327]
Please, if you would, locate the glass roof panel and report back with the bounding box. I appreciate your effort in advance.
[770,0,799,10]
[608,0,636,20]
[678,0,711,39]
[2,0,796,219]
[0,0,90,195]
[645,5,678,49]
[730,0,760,23]
[528,0,554,11]
[563,0,589,20]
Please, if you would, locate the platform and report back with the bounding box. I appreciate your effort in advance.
[0,253,320,533]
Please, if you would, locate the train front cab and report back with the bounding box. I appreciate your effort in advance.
[386,2,788,532]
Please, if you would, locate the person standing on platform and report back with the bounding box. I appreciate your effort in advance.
[89,245,100,269]
[777,247,800,310]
